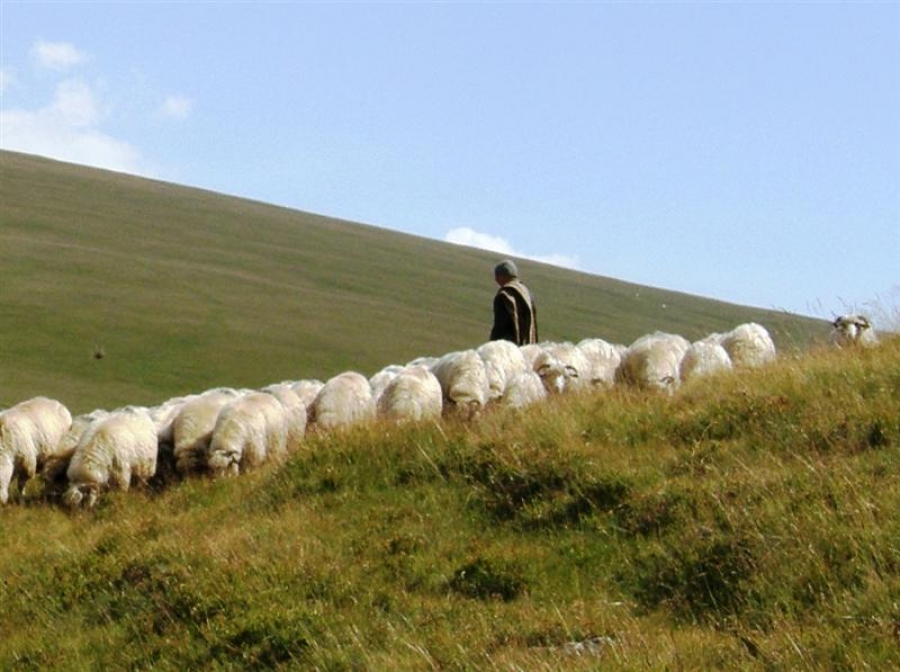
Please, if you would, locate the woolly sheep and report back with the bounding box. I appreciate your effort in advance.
[369,365,406,404]
[172,388,243,475]
[291,379,325,409]
[500,369,547,409]
[376,365,443,423]
[717,322,777,368]
[830,314,879,348]
[63,406,158,508]
[477,339,528,402]
[531,342,592,394]
[679,338,733,382]
[208,392,288,476]
[576,338,623,388]
[262,383,308,451]
[0,396,72,503]
[310,371,376,432]
[615,331,691,392]
[42,408,109,491]
[430,349,489,420]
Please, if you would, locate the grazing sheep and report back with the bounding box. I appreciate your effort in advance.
[369,365,406,404]
[531,342,592,394]
[0,396,72,503]
[208,392,288,476]
[830,314,879,348]
[262,383,308,451]
[500,370,547,409]
[477,339,528,402]
[430,349,489,420]
[63,406,158,508]
[376,365,443,423]
[576,338,623,388]
[291,379,325,410]
[717,322,777,368]
[679,338,733,382]
[310,372,377,432]
[615,331,691,392]
[172,388,243,475]
[42,408,109,493]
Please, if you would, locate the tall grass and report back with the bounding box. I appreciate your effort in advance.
[1,337,897,669]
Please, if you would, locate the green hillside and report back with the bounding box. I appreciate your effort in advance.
[1,150,828,413]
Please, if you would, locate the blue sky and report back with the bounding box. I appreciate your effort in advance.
[2,1,898,325]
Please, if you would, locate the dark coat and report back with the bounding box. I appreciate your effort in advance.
[490,280,538,345]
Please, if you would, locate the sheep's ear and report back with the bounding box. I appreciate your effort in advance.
[858,316,871,329]
[565,365,579,377]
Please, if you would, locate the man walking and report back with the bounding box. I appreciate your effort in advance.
[490,259,538,345]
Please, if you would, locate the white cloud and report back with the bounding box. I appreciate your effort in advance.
[159,95,193,119]
[445,226,581,270]
[32,40,87,71]
[0,78,145,175]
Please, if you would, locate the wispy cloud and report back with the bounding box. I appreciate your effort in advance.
[0,78,144,175]
[159,95,193,119]
[31,40,87,71]
[445,226,581,270]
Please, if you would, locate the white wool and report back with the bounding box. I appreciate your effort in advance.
[717,323,777,368]
[311,371,376,432]
[406,355,439,369]
[208,392,288,476]
[149,395,195,446]
[0,396,72,503]
[830,314,879,349]
[430,349,489,419]
[477,340,528,402]
[368,365,406,404]
[519,344,543,370]
[291,379,325,409]
[376,365,443,423]
[42,408,109,485]
[616,331,691,392]
[172,388,243,475]
[262,384,307,451]
[531,342,592,394]
[576,338,623,388]
[500,370,548,409]
[679,338,733,382]
[63,407,158,508]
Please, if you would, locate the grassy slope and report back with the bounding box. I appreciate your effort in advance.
[1,337,897,669]
[1,150,828,413]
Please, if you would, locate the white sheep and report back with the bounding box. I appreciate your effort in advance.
[531,342,592,394]
[207,392,288,476]
[679,338,733,382]
[63,406,158,508]
[0,396,72,503]
[262,383,308,451]
[576,338,623,388]
[615,331,691,392]
[500,369,548,409]
[376,365,443,423]
[830,314,879,348]
[172,388,243,475]
[477,339,528,402]
[291,379,325,409]
[310,371,377,432]
[42,408,109,491]
[717,322,777,368]
[430,349,489,419]
[368,365,406,404]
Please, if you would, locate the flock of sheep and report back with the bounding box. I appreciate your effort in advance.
[0,315,879,509]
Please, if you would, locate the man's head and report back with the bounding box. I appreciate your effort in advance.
[494,259,519,285]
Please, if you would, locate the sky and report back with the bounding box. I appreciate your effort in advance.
[1,1,898,326]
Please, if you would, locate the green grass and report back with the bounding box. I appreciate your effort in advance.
[1,150,828,413]
[1,337,898,669]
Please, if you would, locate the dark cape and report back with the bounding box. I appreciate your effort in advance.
[490,279,538,345]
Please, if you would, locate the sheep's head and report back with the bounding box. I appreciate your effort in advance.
[62,484,99,509]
